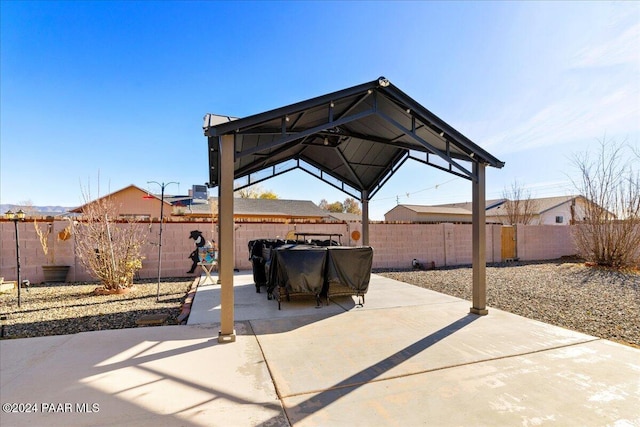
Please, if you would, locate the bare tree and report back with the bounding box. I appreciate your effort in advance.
[499,180,539,225]
[16,200,37,217]
[571,138,640,268]
[73,189,146,292]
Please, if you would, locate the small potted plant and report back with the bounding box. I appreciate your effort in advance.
[35,218,71,283]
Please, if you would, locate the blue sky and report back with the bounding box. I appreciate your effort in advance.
[1,1,638,220]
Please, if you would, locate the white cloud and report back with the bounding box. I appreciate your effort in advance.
[474,6,640,156]
[571,18,640,69]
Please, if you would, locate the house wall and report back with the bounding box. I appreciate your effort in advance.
[539,199,590,225]
[384,206,415,222]
[76,186,166,219]
[117,187,167,219]
[539,204,572,225]
[384,207,471,223]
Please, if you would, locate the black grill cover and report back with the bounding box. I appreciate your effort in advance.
[325,246,373,294]
[269,245,327,295]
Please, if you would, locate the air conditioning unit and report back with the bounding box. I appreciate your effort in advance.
[192,185,208,200]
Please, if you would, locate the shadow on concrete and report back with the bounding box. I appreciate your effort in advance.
[259,313,479,425]
[1,324,285,426]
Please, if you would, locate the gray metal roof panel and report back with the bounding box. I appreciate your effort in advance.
[204,77,504,198]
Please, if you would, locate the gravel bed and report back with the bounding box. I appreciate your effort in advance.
[3,262,638,348]
[378,260,640,348]
[0,278,194,339]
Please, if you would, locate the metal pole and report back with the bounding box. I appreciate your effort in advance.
[156,184,165,302]
[15,219,21,308]
[148,181,178,302]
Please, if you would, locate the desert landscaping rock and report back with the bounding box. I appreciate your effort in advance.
[2,261,638,349]
[379,260,640,348]
[0,279,192,339]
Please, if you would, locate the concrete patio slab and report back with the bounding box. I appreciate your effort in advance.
[281,338,640,427]
[1,323,286,427]
[188,270,350,325]
[2,271,639,426]
[250,302,599,398]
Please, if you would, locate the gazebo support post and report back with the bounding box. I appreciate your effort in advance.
[218,134,236,342]
[470,162,488,315]
[361,190,369,246]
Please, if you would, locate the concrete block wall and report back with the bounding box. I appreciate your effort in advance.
[2,219,598,284]
[1,220,78,283]
[369,223,446,269]
[516,225,577,261]
[367,223,501,269]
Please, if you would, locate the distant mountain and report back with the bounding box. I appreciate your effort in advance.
[0,204,75,216]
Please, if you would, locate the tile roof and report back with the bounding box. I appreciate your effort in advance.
[485,195,581,216]
[395,205,472,215]
[181,197,330,218]
[389,195,584,217]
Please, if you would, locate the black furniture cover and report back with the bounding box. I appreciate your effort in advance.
[268,244,327,296]
[325,246,373,295]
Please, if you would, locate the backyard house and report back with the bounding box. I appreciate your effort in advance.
[485,195,592,225]
[70,184,334,223]
[178,197,333,223]
[385,195,596,225]
[69,184,171,220]
[385,204,480,223]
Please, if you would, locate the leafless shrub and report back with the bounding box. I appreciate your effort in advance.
[73,189,146,291]
[571,138,640,268]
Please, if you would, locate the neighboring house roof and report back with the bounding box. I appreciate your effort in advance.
[164,195,209,207]
[386,195,595,222]
[485,195,582,217]
[435,199,506,211]
[182,197,331,219]
[436,197,591,217]
[68,184,333,221]
[69,184,171,213]
[393,204,473,215]
[327,212,362,222]
[532,195,583,214]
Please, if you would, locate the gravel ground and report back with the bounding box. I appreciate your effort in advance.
[0,278,195,339]
[378,260,640,348]
[2,261,639,348]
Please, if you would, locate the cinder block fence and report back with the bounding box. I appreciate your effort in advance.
[1,219,579,284]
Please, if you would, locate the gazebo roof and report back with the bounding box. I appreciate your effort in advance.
[203,77,504,200]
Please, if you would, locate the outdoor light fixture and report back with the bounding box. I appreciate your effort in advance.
[378,76,390,87]
[147,181,179,302]
[5,210,26,307]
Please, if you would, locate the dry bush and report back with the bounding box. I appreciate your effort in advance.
[571,139,640,268]
[73,194,146,291]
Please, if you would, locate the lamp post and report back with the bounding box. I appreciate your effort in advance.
[5,210,26,307]
[147,181,179,302]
